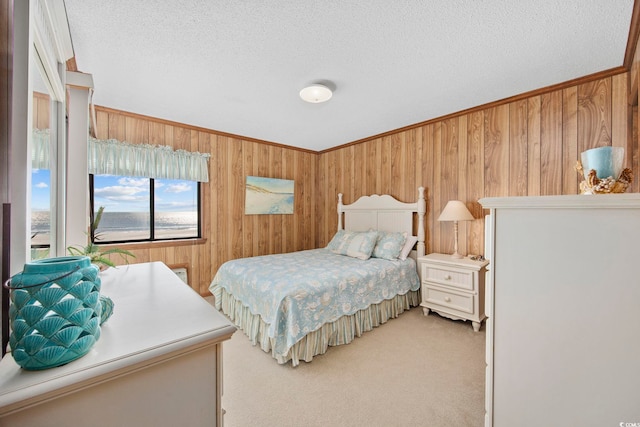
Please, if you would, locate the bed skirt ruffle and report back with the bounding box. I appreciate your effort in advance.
[211,285,420,366]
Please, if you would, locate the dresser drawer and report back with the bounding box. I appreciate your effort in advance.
[423,286,474,314]
[422,264,474,291]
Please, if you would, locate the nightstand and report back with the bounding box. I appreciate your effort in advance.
[417,253,489,331]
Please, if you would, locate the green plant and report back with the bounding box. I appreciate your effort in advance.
[31,231,50,260]
[67,206,135,268]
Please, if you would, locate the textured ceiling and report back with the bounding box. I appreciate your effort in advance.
[64,0,634,152]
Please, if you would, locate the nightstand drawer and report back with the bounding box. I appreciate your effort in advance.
[422,265,474,291]
[424,286,474,314]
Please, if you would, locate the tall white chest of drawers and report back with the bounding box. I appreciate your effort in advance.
[480,194,640,427]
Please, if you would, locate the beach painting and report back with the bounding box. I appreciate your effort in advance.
[245,176,294,215]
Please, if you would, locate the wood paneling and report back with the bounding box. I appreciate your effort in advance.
[540,90,563,195]
[526,96,542,196]
[318,73,633,257]
[484,104,510,198]
[33,93,50,128]
[94,68,635,293]
[466,112,485,256]
[562,87,579,195]
[578,79,612,152]
[94,107,317,295]
[509,100,528,197]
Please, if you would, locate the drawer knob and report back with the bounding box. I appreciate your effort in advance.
[444,296,451,302]
[444,275,452,280]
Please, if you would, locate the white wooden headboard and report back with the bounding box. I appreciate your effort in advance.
[337,187,426,257]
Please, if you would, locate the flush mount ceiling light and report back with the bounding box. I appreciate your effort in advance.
[299,84,333,103]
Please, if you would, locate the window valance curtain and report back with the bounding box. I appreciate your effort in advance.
[88,137,210,182]
[32,128,50,169]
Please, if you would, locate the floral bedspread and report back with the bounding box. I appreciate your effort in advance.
[209,248,419,354]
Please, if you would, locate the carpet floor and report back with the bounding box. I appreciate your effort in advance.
[207,296,486,427]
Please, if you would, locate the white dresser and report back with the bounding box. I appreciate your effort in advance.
[480,194,640,427]
[0,262,236,426]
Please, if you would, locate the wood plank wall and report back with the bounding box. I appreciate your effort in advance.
[33,92,50,128]
[93,107,317,295]
[317,72,634,258]
[64,71,637,296]
[630,16,640,191]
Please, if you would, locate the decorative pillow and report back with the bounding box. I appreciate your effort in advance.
[372,231,407,260]
[398,235,418,260]
[326,229,346,251]
[327,230,379,260]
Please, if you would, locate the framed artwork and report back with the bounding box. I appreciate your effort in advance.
[245,176,294,214]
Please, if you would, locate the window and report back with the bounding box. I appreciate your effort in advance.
[31,167,51,256]
[90,174,200,243]
[30,67,60,260]
[87,136,210,244]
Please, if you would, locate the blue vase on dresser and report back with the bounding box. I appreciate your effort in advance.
[7,256,104,370]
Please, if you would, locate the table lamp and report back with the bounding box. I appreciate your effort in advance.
[438,200,474,258]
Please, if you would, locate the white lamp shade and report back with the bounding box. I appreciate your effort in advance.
[438,200,474,222]
[300,84,332,103]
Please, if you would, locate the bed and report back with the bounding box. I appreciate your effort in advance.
[209,187,426,366]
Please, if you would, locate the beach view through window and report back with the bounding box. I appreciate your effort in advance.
[31,168,51,256]
[93,175,199,242]
[31,173,200,246]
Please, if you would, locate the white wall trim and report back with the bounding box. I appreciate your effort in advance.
[10,0,74,272]
[10,0,33,274]
[65,72,93,249]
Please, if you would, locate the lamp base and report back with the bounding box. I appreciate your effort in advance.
[451,221,464,259]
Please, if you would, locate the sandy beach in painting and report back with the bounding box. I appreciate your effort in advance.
[245,176,294,214]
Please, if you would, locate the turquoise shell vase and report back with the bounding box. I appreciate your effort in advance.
[7,256,107,370]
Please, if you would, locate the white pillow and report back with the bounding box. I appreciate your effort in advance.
[327,230,379,260]
[398,235,418,260]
